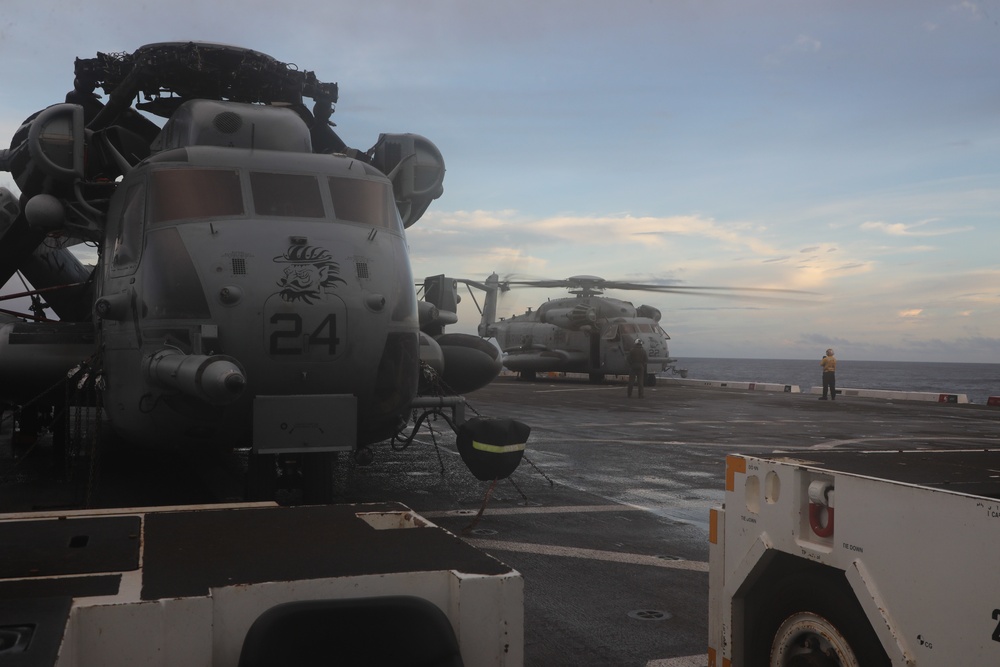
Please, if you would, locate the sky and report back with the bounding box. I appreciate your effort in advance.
[0,1,998,363]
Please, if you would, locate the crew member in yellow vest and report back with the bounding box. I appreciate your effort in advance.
[819,348,837,400]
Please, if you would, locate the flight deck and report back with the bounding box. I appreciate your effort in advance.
[3,377,999,666]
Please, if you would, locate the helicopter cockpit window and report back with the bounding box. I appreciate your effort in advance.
[250,172,325,218]
[150,169,243,224]
[112,181,145,271]
[327,177,395,230]
[603,324,619,341]
[142,227,212,320]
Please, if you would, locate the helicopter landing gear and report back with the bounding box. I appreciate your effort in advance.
[247,451,337,505]
[518,371,537,381]
[299,452,336,504]
[246,452,278,502]
[275,457,305,506]
[644,373,657,387]
[588,372,604,384]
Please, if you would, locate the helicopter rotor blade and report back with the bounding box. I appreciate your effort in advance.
[493,276,816,301]
[502,279,575,289]
[600,282,813,295]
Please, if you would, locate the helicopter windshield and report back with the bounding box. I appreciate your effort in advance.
[149,168,244,224]
[147,167,401,232]
[251,172,325,218]
[327,176,396,230]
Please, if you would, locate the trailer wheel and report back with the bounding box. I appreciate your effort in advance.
[747,571,889,667]
[769,611,859,666]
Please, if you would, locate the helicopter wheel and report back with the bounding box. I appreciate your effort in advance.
[300,451,337,504]
[246,452,338,505]
[588,372,604,384]
[644,373,657,387]
[246,452,278,502]
[518,371,537,381]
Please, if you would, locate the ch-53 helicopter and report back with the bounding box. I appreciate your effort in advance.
[0,42,516,503]
[457,273,793,385]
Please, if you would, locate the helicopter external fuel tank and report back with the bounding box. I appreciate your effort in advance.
[143,349,247,405]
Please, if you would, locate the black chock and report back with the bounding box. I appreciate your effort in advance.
[456,417,530,481]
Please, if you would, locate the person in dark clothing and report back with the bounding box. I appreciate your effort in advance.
[820,348,837,400]
[627,338,648,398]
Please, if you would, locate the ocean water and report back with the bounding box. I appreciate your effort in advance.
[673,358,1000,405]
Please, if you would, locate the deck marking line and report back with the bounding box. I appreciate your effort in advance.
[805,435,1000,450]
[646,656,708,667]
[420,504,645,518]
[465,538,709,572]
[537,386,627,394]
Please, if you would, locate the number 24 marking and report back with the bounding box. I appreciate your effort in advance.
[269,313,339,355]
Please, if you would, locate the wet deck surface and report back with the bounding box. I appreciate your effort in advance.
[3,377,999,666]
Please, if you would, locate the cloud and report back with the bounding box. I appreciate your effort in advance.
[860,220,972,236]
[764,33,822,66]
[532,214,778,254]
[412,209,784,259]
[953,1,983,20]
[798,333,854,347]
[409,208,877,299]
[792,35,822,53]
[898,309,924,318]
[955,290,1000,305]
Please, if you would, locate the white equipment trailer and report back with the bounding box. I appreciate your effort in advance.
[708,449,1000,666]
[0,502,522,666]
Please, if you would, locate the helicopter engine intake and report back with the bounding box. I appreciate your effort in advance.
[636,305,662,322]
[143,349,247,405]
[539,304,597,330]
